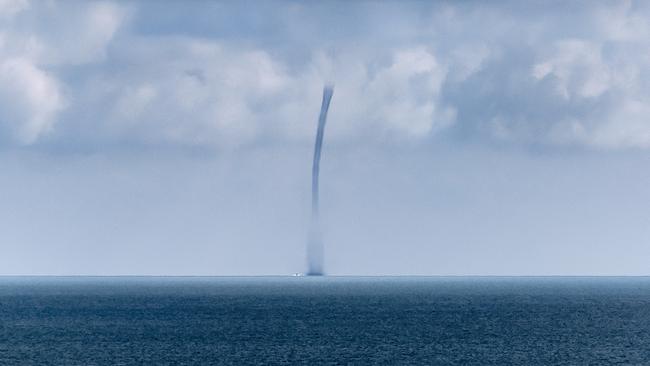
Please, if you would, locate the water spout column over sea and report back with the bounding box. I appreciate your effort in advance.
[307,86,333,276]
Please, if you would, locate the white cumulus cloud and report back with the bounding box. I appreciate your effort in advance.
[0,58,64,143]
[0,0,128,145]
[3,1,650,151]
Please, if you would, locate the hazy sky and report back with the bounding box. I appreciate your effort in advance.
[2,0,650,275]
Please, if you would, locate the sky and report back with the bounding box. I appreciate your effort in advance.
[1,0,650,275]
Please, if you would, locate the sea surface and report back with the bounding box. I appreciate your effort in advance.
[1,276,650,365]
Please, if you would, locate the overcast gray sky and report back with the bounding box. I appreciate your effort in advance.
[1,0,650,275]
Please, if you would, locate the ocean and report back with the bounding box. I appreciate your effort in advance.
[1,276,649,365]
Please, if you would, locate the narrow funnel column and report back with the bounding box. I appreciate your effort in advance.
[307,86,333,276]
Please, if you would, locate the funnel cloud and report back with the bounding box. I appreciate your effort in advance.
[307,86,333,276]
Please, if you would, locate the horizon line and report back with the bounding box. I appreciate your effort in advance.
[2,275,650,278]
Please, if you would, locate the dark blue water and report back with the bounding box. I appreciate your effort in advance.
[1,277,650,365]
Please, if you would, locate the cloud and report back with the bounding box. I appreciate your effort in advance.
[29,1,128,65]
[2,1,650,150]
[0,0,28,18]
[0,58,64,143]
[62,37,452,149]
[0,0,128,145]
[434,1,650,149]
